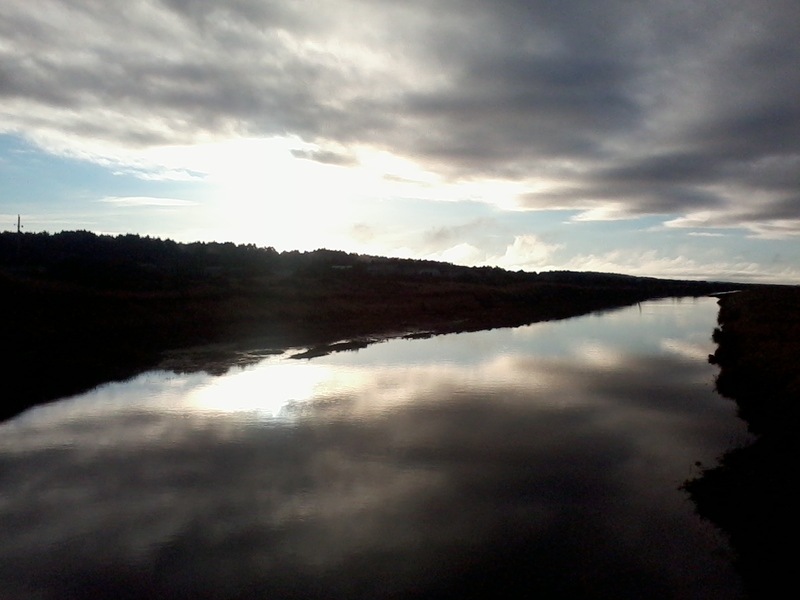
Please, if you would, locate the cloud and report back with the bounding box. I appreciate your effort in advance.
[558,248,800,283]
[289,148,358,167]
[99,196,198,208]
[425,242,486,266]
[665,211,800,240]
[491,234,562,271]
[422,234,562,272]
[2,1,800,234]
[420,218,497,248]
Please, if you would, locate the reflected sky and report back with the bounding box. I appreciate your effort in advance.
[0,298,748,599]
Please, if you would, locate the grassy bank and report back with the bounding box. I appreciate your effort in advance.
[683,287,800,598]
[1,231,747,421]
[0,269,668,420]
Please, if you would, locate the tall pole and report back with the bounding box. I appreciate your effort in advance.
[16,214,22,260]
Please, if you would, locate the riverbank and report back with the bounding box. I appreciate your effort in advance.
[0,271,689,421]
[683,287,800,598]
[0,231,750,421]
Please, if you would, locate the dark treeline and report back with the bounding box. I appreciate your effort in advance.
[2,230,278,290]
[1,230,751,420]
[2,230,526,288]
[0,230,747,292]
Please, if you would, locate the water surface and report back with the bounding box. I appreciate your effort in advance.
[0,298,748,598]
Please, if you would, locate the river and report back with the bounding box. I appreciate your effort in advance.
[0,297,750,599]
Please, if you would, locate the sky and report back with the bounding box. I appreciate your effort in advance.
[2,0,799,283]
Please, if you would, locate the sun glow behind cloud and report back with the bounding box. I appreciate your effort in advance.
[87,134,539,252]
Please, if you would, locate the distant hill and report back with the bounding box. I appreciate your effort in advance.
[0,230,748,293]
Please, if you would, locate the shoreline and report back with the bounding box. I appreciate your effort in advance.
[683,287,800,598]
[1,284,713,422]
[0,231,758,421]
[155,305,639,377]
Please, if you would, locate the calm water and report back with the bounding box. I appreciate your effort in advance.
[0,298,749,599]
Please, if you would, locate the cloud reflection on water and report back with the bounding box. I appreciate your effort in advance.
[0,299,747,599]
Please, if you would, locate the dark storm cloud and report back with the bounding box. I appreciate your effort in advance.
[2,0,799,231]
[399,53,640,178]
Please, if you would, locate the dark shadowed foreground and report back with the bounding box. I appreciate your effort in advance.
[0,231,746,420]
[684,288,800,598]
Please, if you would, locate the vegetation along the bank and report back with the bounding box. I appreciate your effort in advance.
[684,287,800,599]
[1,230,750,420]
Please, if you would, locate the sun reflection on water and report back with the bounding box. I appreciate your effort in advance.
[185,361,338,419]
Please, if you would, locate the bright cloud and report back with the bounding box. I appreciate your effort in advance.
[491,235,563,271]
